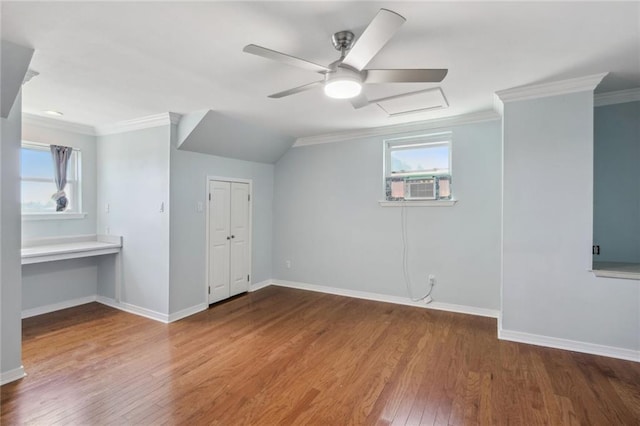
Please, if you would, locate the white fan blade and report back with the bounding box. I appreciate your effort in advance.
[365,69,448,84]
[268,80,324,98]
[342,9,406,71]
[243,44,330,73]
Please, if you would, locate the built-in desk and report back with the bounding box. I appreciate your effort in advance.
[21,235,124,308]
[21,235,122,265]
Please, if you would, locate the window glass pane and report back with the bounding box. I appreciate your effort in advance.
[21,181,57,212]
[21,147,53,179]
[390,145,449,174]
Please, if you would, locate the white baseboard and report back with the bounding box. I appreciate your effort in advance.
[168,303,208,322]
[96,296,169,323]
[498,326,640,363]
[22,295,98,319]
[1,366,26,385]
[249,279,272,292]
[271,279,499,319]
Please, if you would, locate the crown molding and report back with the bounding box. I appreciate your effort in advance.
[293,110,501,147]
[594,88,640,107]
[495,72,608,103]
[95,112,182,135]
[22,113,96,135]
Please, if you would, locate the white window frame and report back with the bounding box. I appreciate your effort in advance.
[21,141,85,220]
[384,132,452,178]
[380,132,456,207]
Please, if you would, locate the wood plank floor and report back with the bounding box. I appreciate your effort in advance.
[1,286,639,425]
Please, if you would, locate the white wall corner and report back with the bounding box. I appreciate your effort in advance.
[594,87,640,107]
[495,72,609,103]
[95,112,176,136]
[249,280,273,292]
[168,303,207,322]
[498,326,640,363]
[0,366,26,385]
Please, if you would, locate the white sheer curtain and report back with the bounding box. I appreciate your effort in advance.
[50,145,73,211]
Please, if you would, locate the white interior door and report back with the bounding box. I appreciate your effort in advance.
[208,180,231,303]
[229,182,250,296]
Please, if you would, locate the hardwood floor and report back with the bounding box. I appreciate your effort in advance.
[1,286,639,425]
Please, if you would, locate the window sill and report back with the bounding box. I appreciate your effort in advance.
[22,212,88,221]
[591,261,640,281]
[378,200,457,207]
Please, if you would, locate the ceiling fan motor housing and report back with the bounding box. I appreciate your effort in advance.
[331,31,356,52]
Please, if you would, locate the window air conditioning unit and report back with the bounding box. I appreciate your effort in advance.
[404,177,436,200]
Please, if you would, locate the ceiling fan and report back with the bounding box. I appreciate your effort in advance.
[243,8,448,109]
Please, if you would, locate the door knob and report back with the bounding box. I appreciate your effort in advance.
[226,236,230,240]
[231,235,235,239]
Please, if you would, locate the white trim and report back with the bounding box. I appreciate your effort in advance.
[293,110,501,147]
[495,73,608,103]
[249,279,272,292]
[168,303,208,322]
[594,88,640,107]
[22,112,95,135]
[95,112,179,135]
[96,296,169,323]
[22,212,87,221]
[271,279,499,318]
[168,112,182,125]
[498,327,639,363]
[1,366,26,385]
[22,295,97,319]
[378,200,457,207]
[591,269,640,280]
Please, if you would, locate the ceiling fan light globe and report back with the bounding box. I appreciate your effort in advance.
[324,79,362,99]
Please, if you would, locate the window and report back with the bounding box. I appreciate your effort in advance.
[384,132,452,201]
[21,142,81,214]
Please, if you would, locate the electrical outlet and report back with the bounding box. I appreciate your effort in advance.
[285,260,291,269]
[428,274,436,286]
[197,202,203,212]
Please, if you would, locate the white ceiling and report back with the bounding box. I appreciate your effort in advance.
[3,1,639,139]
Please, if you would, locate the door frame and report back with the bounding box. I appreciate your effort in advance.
[205,175,253,305]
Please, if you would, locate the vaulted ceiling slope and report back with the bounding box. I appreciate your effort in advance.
[2,1,639,140]
[177,110,294,164]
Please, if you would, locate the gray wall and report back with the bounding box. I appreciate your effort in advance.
[97,125,171,315]
[1,92,23,377]
[502,91,640,351]
[272,120,502,310]
[21,123,98,239]
[593,101,640,263]
[22,258,97,310]
[169,133,274,313]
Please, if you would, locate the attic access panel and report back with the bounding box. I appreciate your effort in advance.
[375,88,448,116]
